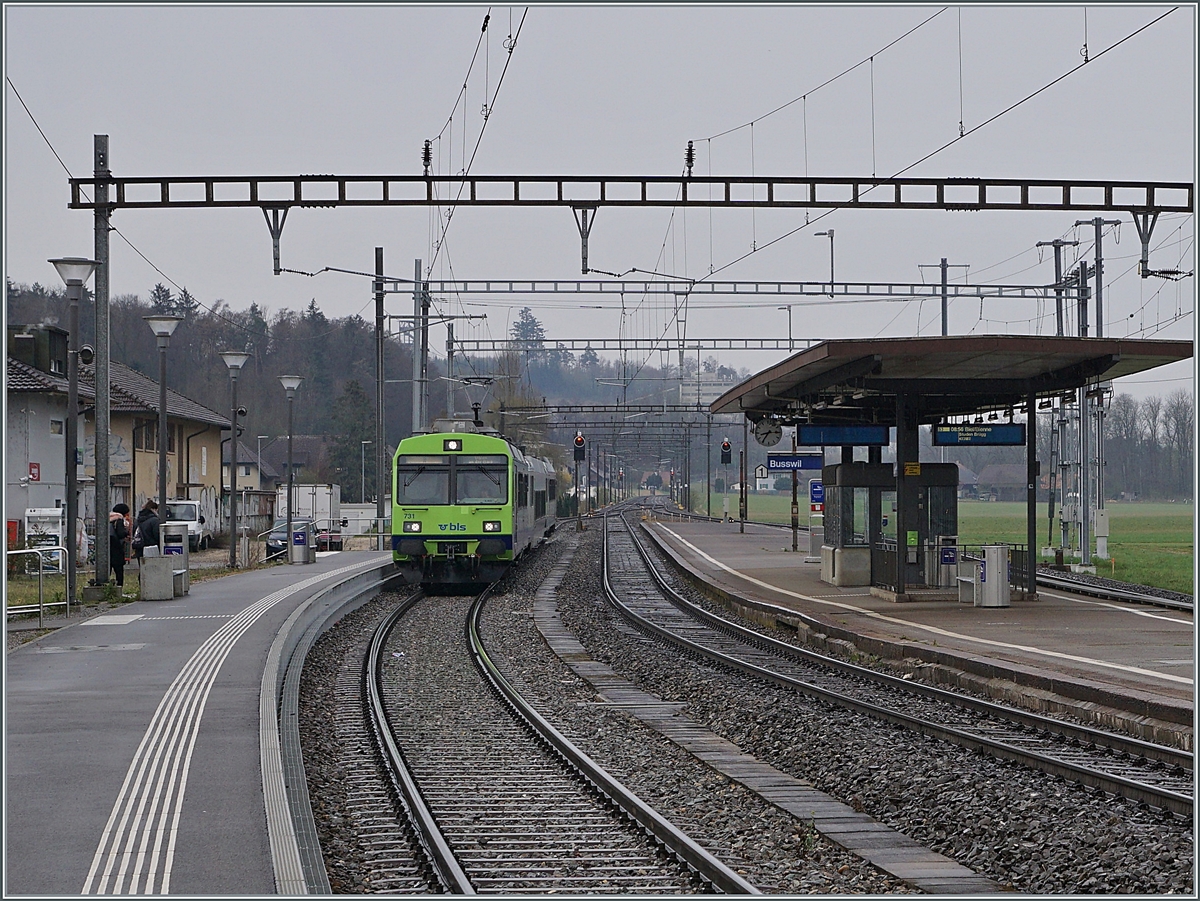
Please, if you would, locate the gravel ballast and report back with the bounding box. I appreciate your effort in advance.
[552,526,1193,895]
[297,528,1192,894]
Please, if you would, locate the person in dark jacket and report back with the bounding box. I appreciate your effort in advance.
[109,503,130,592]
[135,501,161,559]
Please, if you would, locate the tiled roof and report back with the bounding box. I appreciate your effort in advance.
[79,360,229,428]
[259,435,329,473]
[6,357,95,397]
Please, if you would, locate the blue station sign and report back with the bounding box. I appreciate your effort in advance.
[933,424,1026,446]
[796,424,890,446]
[766,453,824,472]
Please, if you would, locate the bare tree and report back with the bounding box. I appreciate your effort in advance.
[1139,395,1164,496]
[1106,393,1140,498]
[1163,389,1194,498]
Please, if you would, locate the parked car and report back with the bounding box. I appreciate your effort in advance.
[265,517,313,558]
[163,501,213,551]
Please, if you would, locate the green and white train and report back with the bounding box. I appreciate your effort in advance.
[392,427,557,586]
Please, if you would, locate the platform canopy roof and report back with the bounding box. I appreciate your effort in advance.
[709,335,1193,425]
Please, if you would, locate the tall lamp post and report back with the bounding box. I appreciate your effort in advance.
[815,229,835,296]
[49,257,97,603]
[220,351,251,568]
[279,376,303,564]
[361,440,373,504]
[144,315,184,518]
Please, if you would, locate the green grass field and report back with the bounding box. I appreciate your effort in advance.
[696,491,1194,596]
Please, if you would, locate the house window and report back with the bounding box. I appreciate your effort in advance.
[201,446,208,476]
[50,420,64,435]
[240,464,251,477]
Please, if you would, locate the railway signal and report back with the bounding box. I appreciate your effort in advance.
[573,432,585,531]
[720,439,732,465]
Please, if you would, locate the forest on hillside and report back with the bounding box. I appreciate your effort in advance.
[8,282,1192,500]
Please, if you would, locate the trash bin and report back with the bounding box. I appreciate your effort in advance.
[977,544,1010,607]
[937,535,958,588]
[290,521,315,564]
[162,522,190,594]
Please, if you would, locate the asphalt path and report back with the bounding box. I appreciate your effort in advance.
[5,551,390,896]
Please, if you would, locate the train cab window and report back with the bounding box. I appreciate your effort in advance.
[396,455,450,505]
[547,479,556,501]
[456,463,508,504]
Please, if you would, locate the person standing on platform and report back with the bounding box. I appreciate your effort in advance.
[108,503,131,595]
[134,500,162,560]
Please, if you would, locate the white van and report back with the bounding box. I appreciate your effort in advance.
[164,500,213,551]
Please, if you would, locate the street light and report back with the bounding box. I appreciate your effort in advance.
[814,229,835,296]
[220,351,252,568]
[144,315,184,520]
[777,305,793,353]
[361,440,373,504]
[279,375,303,564]
[49,257,97,603]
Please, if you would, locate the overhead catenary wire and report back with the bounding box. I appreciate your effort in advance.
[4,76,347,343]
[696,7,947,142]
[694,6,1181,287]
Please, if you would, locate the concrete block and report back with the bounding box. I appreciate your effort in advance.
[833,547,871,587]
[81,586,108,604]
[140,557,175,601]
[821,544,835,583]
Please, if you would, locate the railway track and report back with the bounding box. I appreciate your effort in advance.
[606,511,1193,817]
[364,586,759,894]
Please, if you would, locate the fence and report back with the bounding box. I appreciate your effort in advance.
[5,546,70,628]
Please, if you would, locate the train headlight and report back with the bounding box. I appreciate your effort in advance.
[402,521,423,533]
[482,520,502,532]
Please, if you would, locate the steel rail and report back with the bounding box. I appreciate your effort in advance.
[626,514,1192,771]
[603,514,1193,816]
[365,590,476,895]
[1037,571,1193,611]
[465,591,761,895]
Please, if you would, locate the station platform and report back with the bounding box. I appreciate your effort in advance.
[4,550,393,896]
[642,519,1194,746]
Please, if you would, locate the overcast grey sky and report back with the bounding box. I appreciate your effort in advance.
[4,3,1195,398]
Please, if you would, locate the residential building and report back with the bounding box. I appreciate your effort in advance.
[258,435,333,484]
[222,439,281,492]
[5,353,92,526]
[76,359,230,527]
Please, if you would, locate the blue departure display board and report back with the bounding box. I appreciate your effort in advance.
[933,424,1026,446]
[795,424,890,446]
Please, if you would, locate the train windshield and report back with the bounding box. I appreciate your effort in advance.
[397,457,450,505]
[456,458,509,505]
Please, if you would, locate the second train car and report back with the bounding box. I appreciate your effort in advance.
[391,427,556,585]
